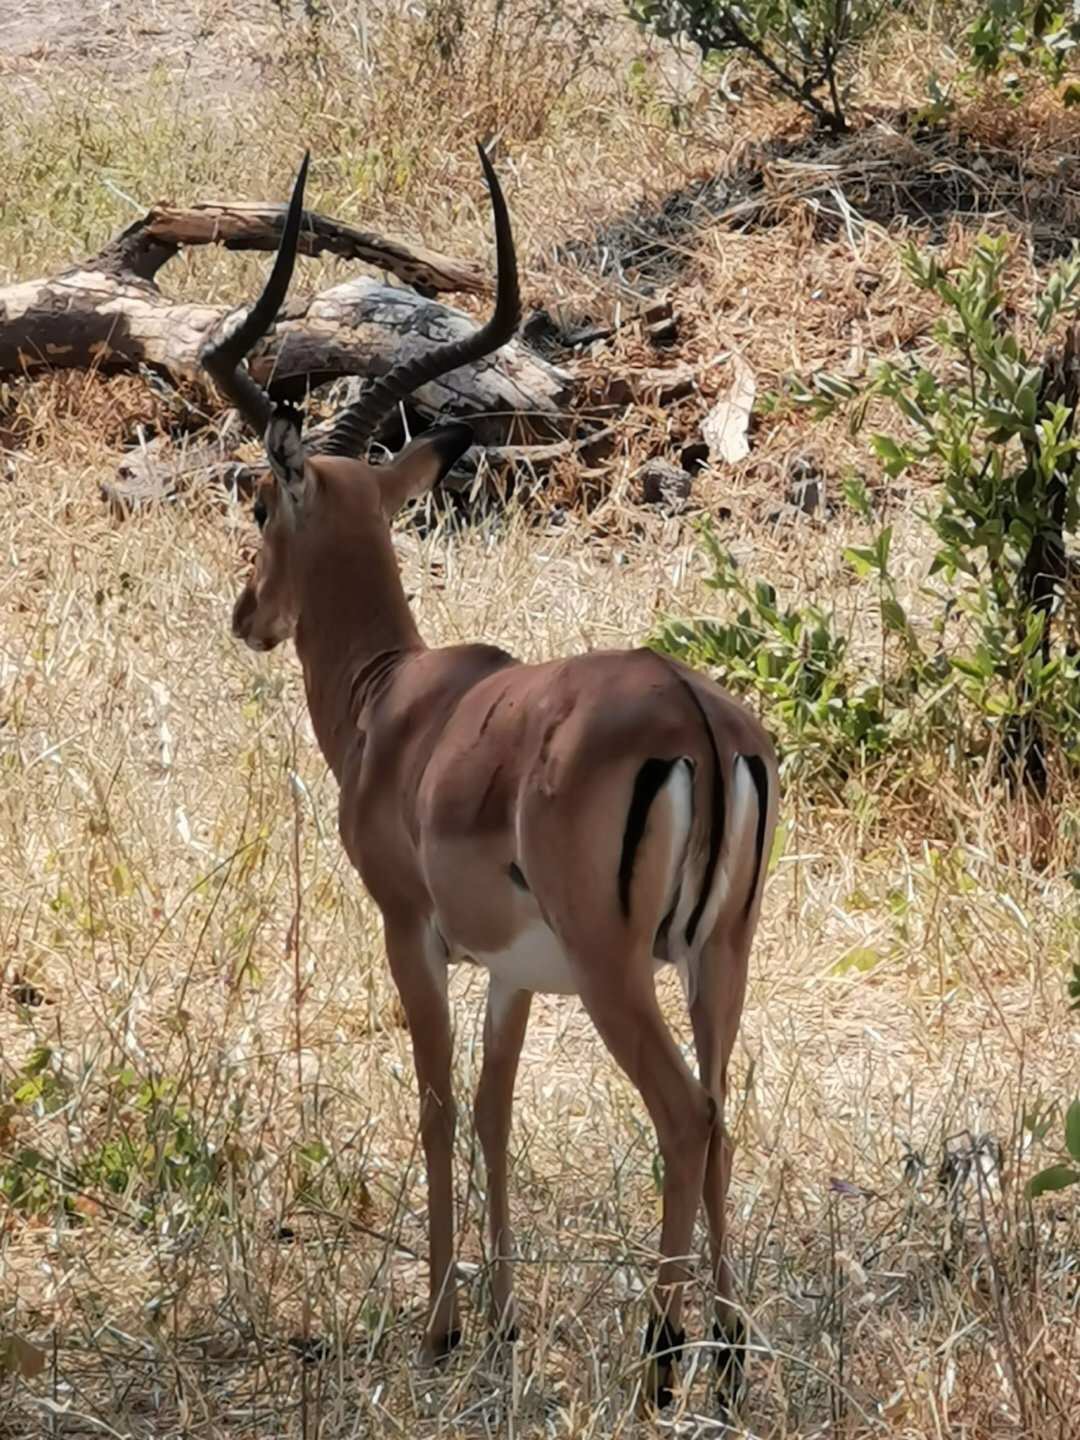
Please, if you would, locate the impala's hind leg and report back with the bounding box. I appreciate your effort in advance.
[524,754,707,1405]
[689,929,752,1412]
[578,964,713,1408]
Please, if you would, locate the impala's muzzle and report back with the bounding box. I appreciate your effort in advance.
[231,581,286,652]
[231,583,258,643]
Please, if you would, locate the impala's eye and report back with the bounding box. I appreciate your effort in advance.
[253,497,268,531]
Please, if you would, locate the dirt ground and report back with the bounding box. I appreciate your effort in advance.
[0,0,276,101]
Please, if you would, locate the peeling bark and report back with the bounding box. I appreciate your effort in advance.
[93,198,489,296]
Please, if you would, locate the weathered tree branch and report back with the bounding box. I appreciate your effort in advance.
[92,199,489,296]
[101,421,621,514]
[0,186,621,511]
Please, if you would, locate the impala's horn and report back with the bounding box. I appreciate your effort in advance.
[200,151,311,438]
[313,143,521,458]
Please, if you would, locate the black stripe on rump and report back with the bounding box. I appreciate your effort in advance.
[742,754,770,918]
[618,758,677,918]
[675,681,726,946]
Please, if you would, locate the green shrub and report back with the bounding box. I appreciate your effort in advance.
[656,234,1080,800]
[655,513,900,787]
[967,0,1080,90]
[799,234,1080,793]
[1,1053,237,1229]
[628,0,894,132]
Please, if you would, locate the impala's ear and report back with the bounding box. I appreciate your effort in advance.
[378,423,474,516]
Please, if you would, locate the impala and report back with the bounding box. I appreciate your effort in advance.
[202,146,778,1410]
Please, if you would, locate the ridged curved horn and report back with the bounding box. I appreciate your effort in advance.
[314,143,521,459]
[200,151,311,435]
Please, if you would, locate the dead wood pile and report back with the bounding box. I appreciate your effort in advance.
[0,192,582,508]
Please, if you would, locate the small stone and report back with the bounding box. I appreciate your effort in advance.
[10,974,45,1007]
[790,474,823,516]
[521,307,566,357]
[680,441,710,473]
[643,300,679,349]
[776,457,829,520]
[637,459,691,510]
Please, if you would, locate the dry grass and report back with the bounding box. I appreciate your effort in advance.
[2,2,1079,1437]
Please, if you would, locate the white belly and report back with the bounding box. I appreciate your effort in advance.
[447,923,679,997]
[463,921,580,995]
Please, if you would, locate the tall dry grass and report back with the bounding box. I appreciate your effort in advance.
[2,2,1078,1436]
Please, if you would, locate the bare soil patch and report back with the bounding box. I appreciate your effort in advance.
[0,0,274,103]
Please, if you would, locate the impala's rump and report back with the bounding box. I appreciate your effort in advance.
[406,648,773,999]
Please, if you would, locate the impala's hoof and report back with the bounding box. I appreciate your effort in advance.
[643,1316,685,1409]
[713,1315,747,1414]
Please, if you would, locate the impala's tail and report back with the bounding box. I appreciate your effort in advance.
[617,745,770,1004]
[668,751,769,1006]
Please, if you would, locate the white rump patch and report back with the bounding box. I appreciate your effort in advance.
[658,758,695,920]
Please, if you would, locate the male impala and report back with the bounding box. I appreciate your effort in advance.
[202,146,778,1410]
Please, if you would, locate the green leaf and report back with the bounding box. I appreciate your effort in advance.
[1066,1100,1080,1162]
[844,546,877,579]
[651,1151,665,1194]
[892,390,931,431]
[1026,1163,1080,1198]
[814,372,859,402]
[842,474,873,520]
[1019,611,1046,658]
[1024,1104,1054,1143]
[831,946,882,976]
[870,434,910,478]
[24,1047,52,1078]
[881,597,911,634]
[767,820,789,874]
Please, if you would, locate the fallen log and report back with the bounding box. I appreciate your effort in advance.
[0,193,572,446]
[101,427,252,515]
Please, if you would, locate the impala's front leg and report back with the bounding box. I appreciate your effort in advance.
[474,980,531,1339]
[384,917,460,1359]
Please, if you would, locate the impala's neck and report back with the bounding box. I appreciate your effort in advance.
[293,519,422,779]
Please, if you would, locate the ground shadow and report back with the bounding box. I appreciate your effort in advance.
[559,115,1080,295]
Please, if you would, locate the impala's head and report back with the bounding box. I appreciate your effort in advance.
[201,146,520,652]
